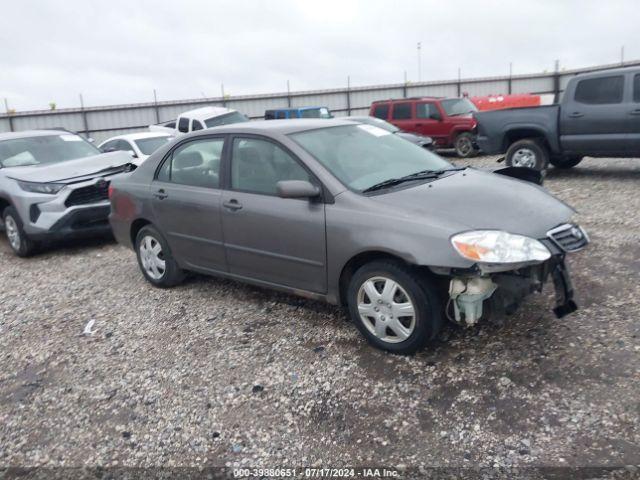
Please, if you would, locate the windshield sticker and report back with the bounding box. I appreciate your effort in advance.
[357,124,391,137]
[60,134,83,142]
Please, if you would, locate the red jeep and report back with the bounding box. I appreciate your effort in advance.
[370,97,478,157]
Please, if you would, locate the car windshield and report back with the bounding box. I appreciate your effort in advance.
[0,134,100,168]
[135,136,171,155]
[204,111,250,128]
[290,124,452,192]
[352,116,399,133]
[440,98,478,116]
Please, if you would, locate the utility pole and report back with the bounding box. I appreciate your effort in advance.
[221,83,226,107]
[553,60,561,104]
[417,42,422,82]
[346,76,351,115]
[79,93,89,138]
[621,45,625,65]
[457,67,462,97]
[4,98,14,132]
[286,80,291,107]
[153,89,160,123]
[403,70,408,98]
[508,62,513,94]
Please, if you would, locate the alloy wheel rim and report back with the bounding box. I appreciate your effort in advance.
[356,276,416,343]
[5,216,21,251]
[139,235,166,280]
[512,148,537,168]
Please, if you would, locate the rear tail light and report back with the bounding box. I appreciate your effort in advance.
[108,185,114,199]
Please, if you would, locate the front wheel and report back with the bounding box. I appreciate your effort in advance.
[3,207,37,257]
[347,260,442,354]
[505,139,549,171]
[454,132,477,158]
[135,225,185,287]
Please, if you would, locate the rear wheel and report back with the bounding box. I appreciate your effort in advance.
[3,207,37,257]
[505,139,549,171]
[550,155,583,169]
[454,132,477,158]
[347,260,442,354]
[135,225,185,287]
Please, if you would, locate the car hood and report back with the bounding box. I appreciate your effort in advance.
[369,168,574,239]
[4,152,133,183]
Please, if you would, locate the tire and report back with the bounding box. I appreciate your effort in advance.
[505,139,549,171]
[347,260,442,354]
[135,225,185,287]
[454,132,477,158]
[550,155,583,169]
[3,207,37,257]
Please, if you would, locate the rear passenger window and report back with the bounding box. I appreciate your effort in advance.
[574,76,624,104]
[634,74,640,103]
[372,104,389,119]
[231,137,310,195]
[157,138,223,189]
[178,117,189,133]
[392,103,412,120]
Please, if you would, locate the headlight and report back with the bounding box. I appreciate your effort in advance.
[451,230,550,263]
[16,180,65,194]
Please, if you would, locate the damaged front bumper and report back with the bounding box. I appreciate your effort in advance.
[444,223,588,326]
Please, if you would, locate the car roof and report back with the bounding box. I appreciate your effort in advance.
[266,106,327,112]
[577,65,640,77]
[188,118,355,136]
[180,106,238,121]
[372,97,443,103]
[100,132,171,144]
[0,129,79,141]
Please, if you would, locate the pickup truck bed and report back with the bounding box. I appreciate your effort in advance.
[473,66,640,171]
[476,105,560,155]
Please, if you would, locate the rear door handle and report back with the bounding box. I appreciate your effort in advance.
[153,188,168,200]
[223,199,243,211]
[568,112,584,118]
[630,109,640,116]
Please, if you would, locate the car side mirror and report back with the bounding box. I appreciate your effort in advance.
[127,150,138,158]
[277,180,321,199]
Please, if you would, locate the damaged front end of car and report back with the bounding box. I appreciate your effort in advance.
[433,223,589,327]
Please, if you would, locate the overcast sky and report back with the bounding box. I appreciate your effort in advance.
[1,0,638,111]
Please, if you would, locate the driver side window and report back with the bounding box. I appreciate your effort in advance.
[230,137,311,195]
[157,138,223,189]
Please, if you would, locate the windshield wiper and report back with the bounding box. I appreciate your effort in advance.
[362,167,464,193]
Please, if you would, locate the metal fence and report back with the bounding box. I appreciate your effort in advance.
[2,59,639,144]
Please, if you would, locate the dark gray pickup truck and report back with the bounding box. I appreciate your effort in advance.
[475,66,640,170]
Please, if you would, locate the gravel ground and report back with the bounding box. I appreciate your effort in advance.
[0,155,639,476]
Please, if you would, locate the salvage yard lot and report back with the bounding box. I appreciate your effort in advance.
[0,155,639,469]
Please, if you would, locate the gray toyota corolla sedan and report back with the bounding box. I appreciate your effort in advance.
[109,119,588,354]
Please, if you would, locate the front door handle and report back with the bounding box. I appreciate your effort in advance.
[630,109,640,116]
[223,199,243,211]
[153,188,168,200]
[568,112,584,118]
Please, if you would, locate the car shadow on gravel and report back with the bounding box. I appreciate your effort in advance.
[0,233,117,258]
[546,165,640,180]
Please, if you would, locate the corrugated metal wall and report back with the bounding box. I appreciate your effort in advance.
[2,60,638,143]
